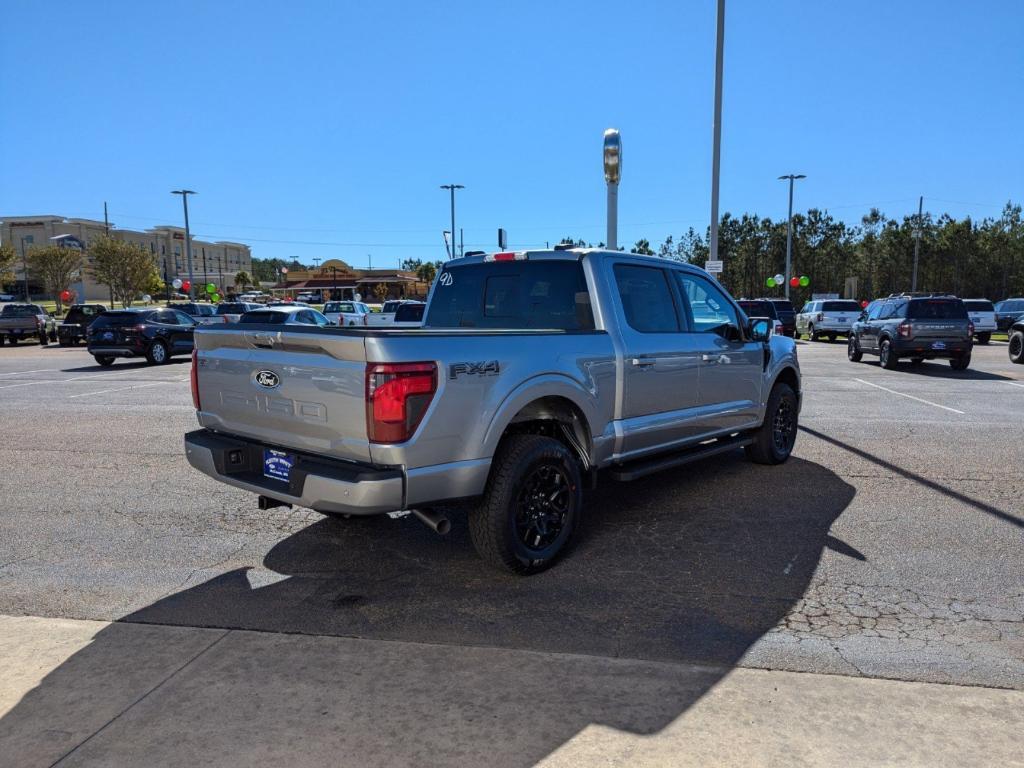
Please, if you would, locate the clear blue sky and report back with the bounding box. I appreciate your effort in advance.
[2,0,1021,268]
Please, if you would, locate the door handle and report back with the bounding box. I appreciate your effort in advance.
[630,358,656,368]
[701,353,721,363]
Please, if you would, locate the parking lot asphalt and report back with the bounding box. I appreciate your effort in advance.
[0,339,1021,697]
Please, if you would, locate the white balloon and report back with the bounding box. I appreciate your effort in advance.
[774,273,784,284]
[142,294,151,303]
[172,278,183,289]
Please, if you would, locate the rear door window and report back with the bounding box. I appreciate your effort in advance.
[613,264,680,333]
[736,300,776,319]
[426,260,594,330]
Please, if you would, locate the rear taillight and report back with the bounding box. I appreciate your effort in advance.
[898,321,912,338]
[968,322,975,337]
[191,350,201,410]
[365,362,437,443]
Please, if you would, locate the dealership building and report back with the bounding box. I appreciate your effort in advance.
[0,215,252,301]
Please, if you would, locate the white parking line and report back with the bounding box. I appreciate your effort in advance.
[67,381,170,399]
[0,369,53,377]
[1005,381,1024,389]
[0,381,38,390]
[855,378,965,415]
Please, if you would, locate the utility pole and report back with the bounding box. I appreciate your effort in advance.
[103,201,109,234]
[440,184,464,258]
[912,195,923,292]
[202,247,208,294]
[171,190,196,298]
[778,174,806,298]
[19,236,29,300]
[460,228,464,258]
[603,129,621,249]
[709,0,725,265]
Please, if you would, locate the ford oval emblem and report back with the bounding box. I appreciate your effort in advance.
[255,370,280,389]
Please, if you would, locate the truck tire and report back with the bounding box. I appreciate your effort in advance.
[94,355,115,366]
[977,332,990,345]
[0,335,5,346]
[808,324,818,341]
[745,382,798,465]
[879,338,898,369]
[949,354,971,371]
[6,336,15,346]
[39,333,48,347]
[1010,330,1024,364]
[469,434,582,575]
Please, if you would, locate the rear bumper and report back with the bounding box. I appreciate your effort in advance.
[813,322,853,333]
[87,345,142,358]
[893,339,972,358]
[184,429,404,515]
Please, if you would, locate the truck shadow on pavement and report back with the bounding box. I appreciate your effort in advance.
[1,454,859,767]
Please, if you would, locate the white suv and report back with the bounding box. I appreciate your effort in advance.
[962,299,996,345]
[795,299,862,341]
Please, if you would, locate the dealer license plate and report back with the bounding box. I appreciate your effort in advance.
[263,449,295,483]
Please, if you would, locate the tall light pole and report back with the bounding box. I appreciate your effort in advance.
[778,174,806,298]
[709,0,725,265]
[603,128,621,250]
[171,189,196,298]
[19,236,29,300]
[912,195,923,292]
[440,184,464,258]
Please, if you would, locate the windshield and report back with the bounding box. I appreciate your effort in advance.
[425,260,594,330]
[324,302,356,313]
[963,300,994,312]
[382,301,404,313]
[822,301,861,312]
[907,299,968,320]
[997,300,1024,312]
[1,305,41,317]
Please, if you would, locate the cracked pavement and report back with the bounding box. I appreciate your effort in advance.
[0,341,1021,691]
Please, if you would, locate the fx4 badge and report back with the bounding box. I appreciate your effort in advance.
[449,361,500,380]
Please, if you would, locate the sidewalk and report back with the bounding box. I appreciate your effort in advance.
[1,614,1021,767]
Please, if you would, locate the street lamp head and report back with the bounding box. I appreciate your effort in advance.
[440,184,465,191]
[171,189,196,196]
[777,174,806,181]
[603,128,621,184]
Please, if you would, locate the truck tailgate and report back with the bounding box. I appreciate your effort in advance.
[194,326,371,462]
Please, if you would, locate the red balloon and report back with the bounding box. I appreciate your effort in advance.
[789,277,799,287]
[861,300,869,308]
[182,281,191,292]
[60,290,72,302]
[284,296,293,303]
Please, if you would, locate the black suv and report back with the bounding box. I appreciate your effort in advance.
[995,298,1024,332]
[736,299,786,337]
[767,298,797,337]
[57,304,106,346]
[86,308,197,366]
[848,294,973,370]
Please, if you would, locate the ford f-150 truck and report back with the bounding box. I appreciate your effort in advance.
[0,303,57,346]
[185,249,801,573]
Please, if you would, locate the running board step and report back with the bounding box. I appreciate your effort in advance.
[609,435,754,482]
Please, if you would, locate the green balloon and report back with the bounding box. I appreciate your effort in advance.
[799,275,810,287]
[211,293,221,302]
[766,277,776,288]
[206,283,217,293]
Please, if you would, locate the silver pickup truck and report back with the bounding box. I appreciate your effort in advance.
[185,249,801,573]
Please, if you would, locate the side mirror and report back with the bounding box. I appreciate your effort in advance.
[858,311,868,321]
[748,317,771,342]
